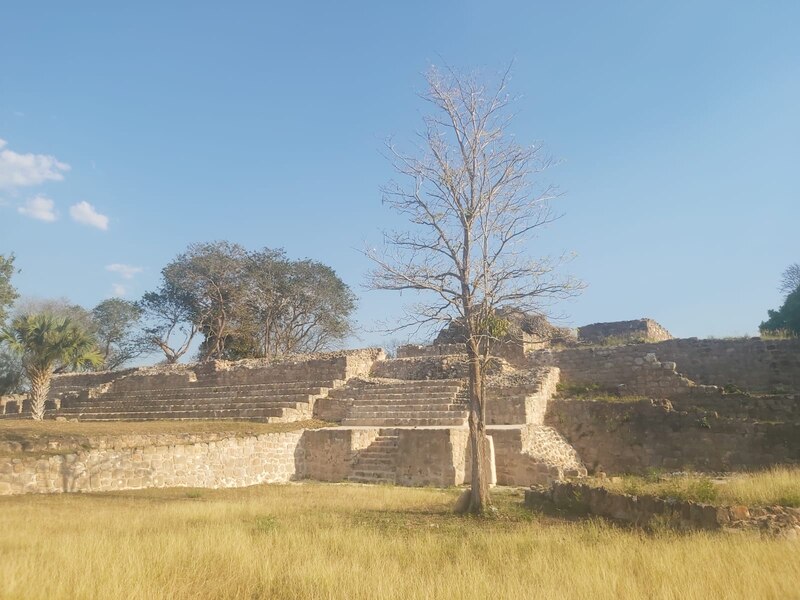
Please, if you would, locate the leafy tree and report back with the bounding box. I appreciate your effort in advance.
[233,251,356,358]
[138,284,199,364]
[144,243,357,361]
[761,287,800,337]
[0,313,103,420]
[0,346,24,395]
[367,66,579,514]
[91,298,145,369]
[0,254,19,324]
[162,241,249,360]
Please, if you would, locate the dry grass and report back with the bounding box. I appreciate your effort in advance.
[0,483,797,599]
[597,467,800,507]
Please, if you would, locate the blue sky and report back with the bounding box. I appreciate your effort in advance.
[1,1,798,350]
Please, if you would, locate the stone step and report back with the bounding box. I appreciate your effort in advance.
[334,382,462,392]
[55,407,292,420]
[93,386,330,400]
[58,401,308,413]
[333,386,461,396]
[349,402,466,410]
[354,457,395,467]
[348,410,468,419]
[342,417,466,426]
[97,380,339,396]
[62,395,313,409]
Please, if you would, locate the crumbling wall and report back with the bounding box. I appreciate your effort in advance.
[577,319,672,344]
[532,338,800,393]
[546,398,800,474]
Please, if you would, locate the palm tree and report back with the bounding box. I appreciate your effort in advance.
[0,313,103,420]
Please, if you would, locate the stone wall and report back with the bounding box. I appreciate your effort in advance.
[546,398,800,474]
[370,355,470,380]
[531,347,700,397]
[577,319,672,344]
[486,367,559,425]
[533,338,800,394]
[489,424,586,485]
[395,428,471,487]
[0,431,303,495]
[526,481,800,536]
[301,428,380,482]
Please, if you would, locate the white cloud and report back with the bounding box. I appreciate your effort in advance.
[0,139,70,189]
[111,283,128,297]
[18,195,57,222]
[106,263,143,279]
[69,201,109,230]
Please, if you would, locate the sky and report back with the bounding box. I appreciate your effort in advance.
[1,1,798,354]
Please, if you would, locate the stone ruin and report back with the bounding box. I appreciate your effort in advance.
[577,318,673,345]
[0,317,799,496]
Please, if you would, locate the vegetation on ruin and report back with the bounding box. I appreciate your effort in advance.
[0,483,796,600]
[554,382,647,403]
[593,467,800,508]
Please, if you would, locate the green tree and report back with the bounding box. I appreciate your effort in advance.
[0,254,19,323]
[138,284,199,364]
[0,313,103,420]
[91,298,145,369]
[162,241,249,360]
[145,243,357,361]
[760,287,800,337]
[232,251,356,358]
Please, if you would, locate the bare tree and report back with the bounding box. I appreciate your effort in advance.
[780,263,800,296]
[367,65,580,514]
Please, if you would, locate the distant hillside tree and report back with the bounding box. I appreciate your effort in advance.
[0,313,102,420]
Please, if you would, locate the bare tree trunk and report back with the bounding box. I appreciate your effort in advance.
[467,338,490,514]
[28,368,51,421]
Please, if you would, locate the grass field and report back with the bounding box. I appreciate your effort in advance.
[0,483,797,600]
[595,467,800,507]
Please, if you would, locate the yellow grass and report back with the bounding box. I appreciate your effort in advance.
[598,467,800,507]
[0,484,797,600]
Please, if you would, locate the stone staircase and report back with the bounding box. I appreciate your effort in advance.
[347,431,400,484]
[330,380,468,426]
[55,380,342,422]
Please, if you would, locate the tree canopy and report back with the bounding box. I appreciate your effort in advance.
[91,298,145,369]
[761,268,800,337]
[141,242,356,362]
